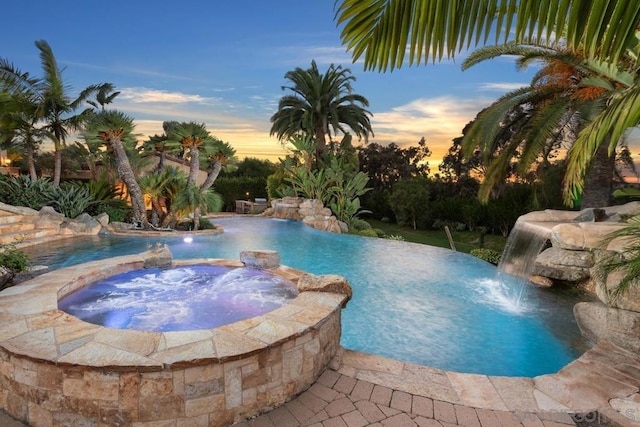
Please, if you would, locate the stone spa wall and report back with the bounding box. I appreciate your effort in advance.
[0,248,351,426]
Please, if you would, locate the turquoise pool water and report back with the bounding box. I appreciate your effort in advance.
[25,217,592,376]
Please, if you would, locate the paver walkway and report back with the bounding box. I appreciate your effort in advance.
[235,368,580,427]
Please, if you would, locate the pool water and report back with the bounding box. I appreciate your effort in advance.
[58,265,298,332]
[26,217,592,376]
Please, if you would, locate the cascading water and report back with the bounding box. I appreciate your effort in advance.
[478,221,551,313]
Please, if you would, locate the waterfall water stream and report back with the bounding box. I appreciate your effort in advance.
[493,221,551,310]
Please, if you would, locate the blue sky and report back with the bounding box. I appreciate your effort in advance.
[3,0,542,167]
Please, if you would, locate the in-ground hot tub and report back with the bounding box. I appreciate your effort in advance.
[0,247,351,426]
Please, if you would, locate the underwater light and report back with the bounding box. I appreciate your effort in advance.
[183,236,193,244]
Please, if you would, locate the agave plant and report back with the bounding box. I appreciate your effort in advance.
[595,215,640,303]
[44,182,94,218]
[0,175,54,209]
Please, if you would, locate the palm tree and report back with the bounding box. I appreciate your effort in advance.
[270,60,373,161]
[335,1,640,70]
[460,42,613,206]
[200,140,236,191]
[140,134,170,173]
[83,110,147,226]
[86,83,120,111]
[0,74,45,180]
[0,40,105,186]
[334,1,640,205]
[172,184,223,231]
[166,122,214,186]
[139,167,179,227]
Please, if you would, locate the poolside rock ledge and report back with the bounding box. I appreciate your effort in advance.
[0,202,106,248]
[515,201,640,355]
[267,197,348,233]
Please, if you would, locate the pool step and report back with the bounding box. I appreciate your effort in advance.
[0,228,59,246]
[0,222,36,235]
[0,214,25,226]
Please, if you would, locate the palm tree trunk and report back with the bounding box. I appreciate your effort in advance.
[581,140,615,208]
[187,148,199,186]
[314,128,327,162]
[157,151,166,173]
[200,161,222,191]
[53,148,62,187]
[111,139,147,225]
[26,145,37,180]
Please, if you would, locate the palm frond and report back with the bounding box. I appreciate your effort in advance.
[335,0,640,71]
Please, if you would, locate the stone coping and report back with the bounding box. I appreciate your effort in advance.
[0,251,348,371]
[333,342,640,418]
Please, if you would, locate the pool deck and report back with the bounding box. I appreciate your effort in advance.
[2,341,640,426]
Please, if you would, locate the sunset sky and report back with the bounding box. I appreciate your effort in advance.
[7,0,633,172]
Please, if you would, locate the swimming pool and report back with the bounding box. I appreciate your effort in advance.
[24,216,592,376]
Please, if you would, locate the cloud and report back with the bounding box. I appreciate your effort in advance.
[118,87,216,104]
[370,96,492,162]
[477,82,527,92]
[61,60,202,82]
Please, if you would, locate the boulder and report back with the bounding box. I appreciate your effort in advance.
[533,247,593,282]
[551,222,626,250]
[35,206,65,229]
[60,215,102,235]
[13,265,48,284]
[95,212,109,227]
[0,202,38,216]
[593,268,640,313]
[517,209,580,223]
[240,250,280,269]
[0,266,11,289]
[573,208,607,222]
[143,245,173,269]
[574,301,640,353]
[297,273,352,305]
[604,201,640,217]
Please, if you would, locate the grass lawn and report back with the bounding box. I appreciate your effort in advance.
[367,219,507,254]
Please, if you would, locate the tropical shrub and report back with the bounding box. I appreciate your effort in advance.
[358,228,378,238]
[594,215,640,303]
[387,234,406,241]
[0,176,54,209]
[0,243,30,288]
[350,218,372,232]
[97,200,131,223]
[470,248,502,265]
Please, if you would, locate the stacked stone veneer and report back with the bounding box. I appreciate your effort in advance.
[0,248,351,426]
[520,201,640,353]
[267,197,348,233]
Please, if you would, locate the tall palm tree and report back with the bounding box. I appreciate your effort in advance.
[270,60,374,161]
[0,40,105,186]
[334,1,640,205]
[83,110,147,226]
[460,42,613,206]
